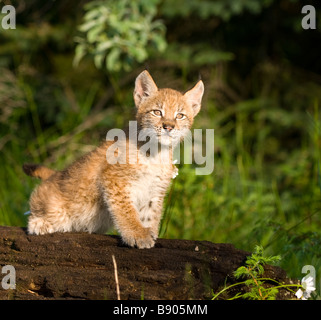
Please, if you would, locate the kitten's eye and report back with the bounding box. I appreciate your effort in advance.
[151,110,162,117]
[176,113,185,120]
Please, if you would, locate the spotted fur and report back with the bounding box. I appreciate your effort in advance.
[24,70,204,249]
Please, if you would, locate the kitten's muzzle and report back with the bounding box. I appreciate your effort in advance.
[162,123,174,132]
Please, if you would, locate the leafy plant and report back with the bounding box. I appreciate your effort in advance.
[233,246,281,300]
[74,0,167,72]
[212,246,303,300]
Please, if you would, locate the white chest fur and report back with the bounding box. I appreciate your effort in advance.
[129,157,173,225]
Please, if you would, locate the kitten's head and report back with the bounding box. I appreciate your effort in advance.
[133,70,204,147]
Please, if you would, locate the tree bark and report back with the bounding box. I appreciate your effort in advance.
[0,226,293,300]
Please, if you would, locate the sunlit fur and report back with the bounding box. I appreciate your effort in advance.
[23,70,204,249]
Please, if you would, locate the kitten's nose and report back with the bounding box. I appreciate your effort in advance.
[163,123,174,132]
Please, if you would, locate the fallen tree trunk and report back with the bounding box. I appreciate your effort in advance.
[0,226,293,300]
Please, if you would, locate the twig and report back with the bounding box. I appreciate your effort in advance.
[112,254,120,300]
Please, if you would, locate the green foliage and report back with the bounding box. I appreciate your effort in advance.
[235,245,281,278]
[1,0,321,296]
[212,246,302,300]
[74,0,167,72]
[161,0,275,20]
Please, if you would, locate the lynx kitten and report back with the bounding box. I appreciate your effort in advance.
[23,71,204,249]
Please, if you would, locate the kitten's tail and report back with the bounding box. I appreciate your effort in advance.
[23,164,56,180]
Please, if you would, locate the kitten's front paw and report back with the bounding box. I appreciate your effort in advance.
[122,228,156,249]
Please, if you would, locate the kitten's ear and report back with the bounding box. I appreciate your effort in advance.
[184,80,204,116]
[134,70,158,108]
